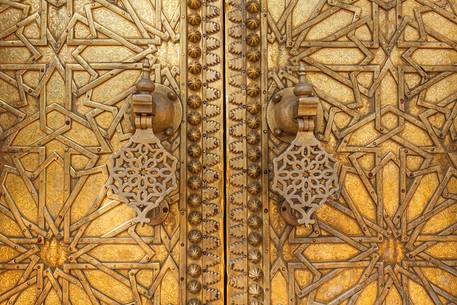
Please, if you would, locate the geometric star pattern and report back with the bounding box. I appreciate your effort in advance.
[0,1,183,304]
[265,0,457,304]
[1,0,457,305]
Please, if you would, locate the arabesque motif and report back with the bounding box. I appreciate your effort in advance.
[108,129,178,222]
[272,133,339,225]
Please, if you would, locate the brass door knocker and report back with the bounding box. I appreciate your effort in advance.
[107,60,182,225]
[268,65,340,226]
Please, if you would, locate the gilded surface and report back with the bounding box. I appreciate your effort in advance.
[271,69,340,226]
[1,0,457,305]
[0,0,224,305]
[226,0,457,304]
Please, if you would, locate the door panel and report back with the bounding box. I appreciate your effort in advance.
[225,0,457,304]
[1,1,457,305]
[0,1,224,305]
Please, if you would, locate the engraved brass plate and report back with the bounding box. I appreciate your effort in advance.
[225,0,457,304]
[1,0,457,305]
[0,1,224,305]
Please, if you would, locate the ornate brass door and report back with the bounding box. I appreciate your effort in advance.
[225,0,457,304]
[0,1,225,304]
[1,1,457,305]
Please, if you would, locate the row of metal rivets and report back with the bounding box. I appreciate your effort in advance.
[186,0,204,304]
[245,1,264,304]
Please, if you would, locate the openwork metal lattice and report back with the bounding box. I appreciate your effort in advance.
[108,129,178,221]
[272,133,339,225]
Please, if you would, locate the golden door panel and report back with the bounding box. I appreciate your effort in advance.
[0,1,224,305]
[1,0,457,305]
[226,0,457,305]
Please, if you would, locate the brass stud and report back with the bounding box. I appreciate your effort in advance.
[187,160,202,174]
[187,0,201,9]
[272,93,282,103]
[188,95,202,108]
[247,214,262,229]
[188,30,202,43]
[247,102,261,114]
[247,83,260,97]
[246,50,260,62]
[187,298,202,305]
[189,61,202,74]
[246,117,260,129]
[246,17,260,30]
[246,132,260,145]
[247,198,261,212]
[164,127,173,136]
[246,33,260,47]
[188,78,202,91]
[187,263,202,277]
[248,231,262,246]
[188,229,203,243]
[247,66,260,79]
[248,283,263,297]
[187,193,202,207]
[188,13,201,26]
[247,149,261,162]
[187,128,201,142]
[246,0,260,13]
[187,280,202,293]
[188,244,202,259]
[247,164,261,178]
[187,176,202,190]
[167,91,177,101]
[248,267,263,281]
[188,111,202,125]
[248,248,262,263]
[188,144,202,157]
[188,211,202,226]
[188,45,202,58]
[247,182,261,195]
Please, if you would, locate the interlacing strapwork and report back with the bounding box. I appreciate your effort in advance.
[263,1,457,304]
[226,0,457,304]
[1,0,457,304]
[0,0,225,304]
